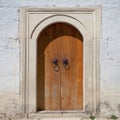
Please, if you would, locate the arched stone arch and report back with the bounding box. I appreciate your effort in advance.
[31,15,91,41]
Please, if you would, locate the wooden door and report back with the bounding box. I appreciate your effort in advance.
[37,23,83,110]
[60,36,83,110]
[44,38,61,110]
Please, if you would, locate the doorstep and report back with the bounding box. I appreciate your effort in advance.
[40,117,82,120]
[28,111,89,119]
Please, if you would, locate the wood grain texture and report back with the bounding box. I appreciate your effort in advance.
[44,38,61,110]
[37,23,83,110]
[61,37,83,110]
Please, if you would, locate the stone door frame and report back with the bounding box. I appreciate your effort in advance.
[19,6,102,114]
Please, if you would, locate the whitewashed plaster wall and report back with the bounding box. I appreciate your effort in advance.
[0,0,120,117]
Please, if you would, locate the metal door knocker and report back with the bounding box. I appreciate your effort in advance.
[52,58,60,72]
[62,58,70,70]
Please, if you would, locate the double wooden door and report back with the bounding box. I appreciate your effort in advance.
[37,23,83,110]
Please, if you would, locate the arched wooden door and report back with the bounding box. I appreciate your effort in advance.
[37,23,83,111]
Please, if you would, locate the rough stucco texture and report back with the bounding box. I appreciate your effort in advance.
[0,0,120,116]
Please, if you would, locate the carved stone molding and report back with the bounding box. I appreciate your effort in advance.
[19,6,102,114]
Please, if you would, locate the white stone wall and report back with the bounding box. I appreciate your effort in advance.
[0,0,120,117]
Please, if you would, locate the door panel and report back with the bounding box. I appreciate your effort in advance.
[44,39,61,110]
[60,36,83,110]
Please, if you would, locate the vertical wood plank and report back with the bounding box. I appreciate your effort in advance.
[44,38,61,110]
[60,37,83,110]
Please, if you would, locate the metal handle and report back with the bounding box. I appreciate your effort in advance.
[52,58,60,72]
[62,58,70,70]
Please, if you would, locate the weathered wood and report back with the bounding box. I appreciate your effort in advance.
[61,36,83,110]
[37,23,83,110]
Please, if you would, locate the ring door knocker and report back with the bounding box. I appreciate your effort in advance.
[62,58,70,70]
[52,58,60,72]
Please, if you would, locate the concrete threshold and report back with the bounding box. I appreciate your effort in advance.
[40,117,82,120]
[29,111,89,119]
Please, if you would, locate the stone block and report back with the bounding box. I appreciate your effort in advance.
[29,113,62,119]
[0,94,19,113]
[0,113,6,119]
[0,118,10,120]
[40,117,81,120]
[83,118,120,120]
